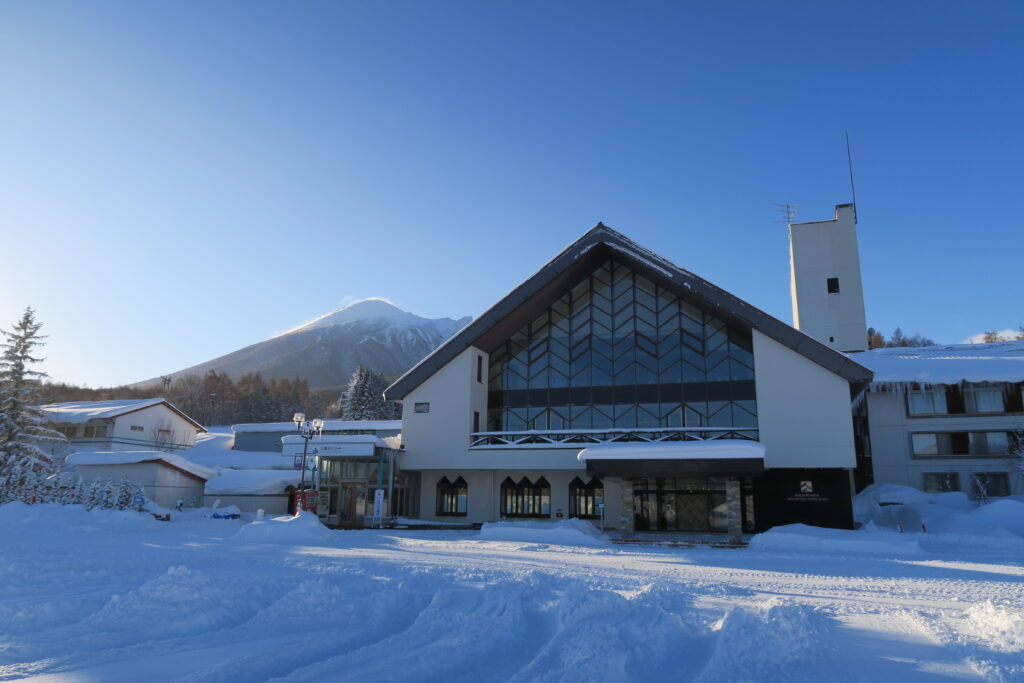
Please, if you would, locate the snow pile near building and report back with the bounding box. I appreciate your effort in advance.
[477,518,611,547]
[204,469,301,495]
[753,484,1024,556]
[230,511,333,545]
[855,483,1024,544]
[749,523,925,556]
[854,339,1024,386]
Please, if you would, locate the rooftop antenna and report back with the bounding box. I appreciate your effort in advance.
[775,203,797,224]
[845,130,858,223]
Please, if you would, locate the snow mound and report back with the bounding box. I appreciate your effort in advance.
[477,519,611,547]
[698,599,832,682]
[964,601,1024,653]
[230,511,332,545]
[749,523,923,557]
[854,484,1024,549]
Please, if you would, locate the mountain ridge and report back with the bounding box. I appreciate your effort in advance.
[137,299,470,390]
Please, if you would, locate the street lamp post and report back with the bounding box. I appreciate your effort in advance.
[292,412,324,493]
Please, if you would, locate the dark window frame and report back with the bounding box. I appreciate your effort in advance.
[922,472,960,493]
[500,476,551,518]
[568,477,603,519]
[826,277,840,294]
[910,430,1011,458]
[436,476,468,516]
[414,402,430,414]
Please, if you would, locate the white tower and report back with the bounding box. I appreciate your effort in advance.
[789,203,867,353]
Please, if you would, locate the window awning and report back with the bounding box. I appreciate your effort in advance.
[577,440,766,477]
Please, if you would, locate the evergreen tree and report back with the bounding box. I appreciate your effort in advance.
[0,308,66,481]
[116,477,133,510]
[339,366,401,420]
[85,477,104,510]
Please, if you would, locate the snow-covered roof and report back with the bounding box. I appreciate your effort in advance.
[577,440,766,462]
[39,398,206,431]
[204,469,303,495]
[39,398,166,424]
[231,420,402,433]
[280,434,389,448]
[853,340,1024,387]
[66,451,218,481]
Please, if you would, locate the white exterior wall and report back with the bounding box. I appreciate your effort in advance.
[752,329,857,469]
[789,204,868,353]
[415,469,622,527]
[109,404,201,450]
[865,391,1024,496]
[73,462,206,509]
[401,346,490,469]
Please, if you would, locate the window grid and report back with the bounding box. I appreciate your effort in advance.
[487,260,757,434]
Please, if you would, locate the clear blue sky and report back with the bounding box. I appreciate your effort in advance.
[2,1,1022,387]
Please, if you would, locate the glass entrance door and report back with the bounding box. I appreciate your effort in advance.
[633,478,751,532]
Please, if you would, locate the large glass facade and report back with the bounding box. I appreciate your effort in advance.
[487,259,757,435]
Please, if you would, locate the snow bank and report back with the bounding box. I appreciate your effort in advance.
[698,599,832,680]
[855,483,1024,548]
[66,451,218,481]
[230,511,332,544]
[749,524,923,556]
[477,519,611,547]
[204,469,301,495]
[578,439,765,462]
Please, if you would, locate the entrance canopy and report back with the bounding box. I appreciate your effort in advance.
[577,440,765,477]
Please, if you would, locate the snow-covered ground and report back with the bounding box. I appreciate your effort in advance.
[1,501,1023,682]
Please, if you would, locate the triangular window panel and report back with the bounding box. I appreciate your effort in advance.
[487,258,757,437]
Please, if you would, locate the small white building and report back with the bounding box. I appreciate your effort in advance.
[66,451,215,509]
[852,341,1024,498]
[40,398,206,452]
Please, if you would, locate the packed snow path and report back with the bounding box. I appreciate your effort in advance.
[0,505,1022,682]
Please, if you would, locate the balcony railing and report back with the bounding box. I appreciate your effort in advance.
[469,427,758,449]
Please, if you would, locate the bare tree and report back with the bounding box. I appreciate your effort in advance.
[150,421,175,451]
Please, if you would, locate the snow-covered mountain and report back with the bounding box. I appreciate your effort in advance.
[142,299,470,390]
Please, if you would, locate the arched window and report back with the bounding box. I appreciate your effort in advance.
[569,477,604,519]
[500,476,551,518]
[436,476,467,516]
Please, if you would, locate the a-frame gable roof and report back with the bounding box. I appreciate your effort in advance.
[385,223,872,400]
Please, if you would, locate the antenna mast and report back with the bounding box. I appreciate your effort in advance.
[845,130,858,223]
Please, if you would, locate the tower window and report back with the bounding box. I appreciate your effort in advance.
[827,277,840,294]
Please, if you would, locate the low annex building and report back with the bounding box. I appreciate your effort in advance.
[384,222,873,537]
[852,340,1024,499]
[40,398,206,452]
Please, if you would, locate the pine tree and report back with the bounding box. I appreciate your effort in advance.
[85,477,104,510]
[116,477,133,510]
[339,366,401,420]
[0,308,66,483]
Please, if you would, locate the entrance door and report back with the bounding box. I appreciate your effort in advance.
[633,478,746,532]
[335,482,363,527]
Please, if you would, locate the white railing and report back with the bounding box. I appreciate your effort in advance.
[469,427,758,449]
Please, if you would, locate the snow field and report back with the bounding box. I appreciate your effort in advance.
[1,503,1023,681]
